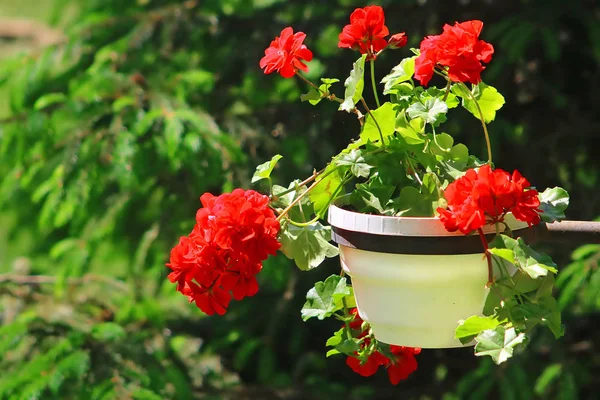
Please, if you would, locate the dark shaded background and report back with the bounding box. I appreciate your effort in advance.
[0,0,598,399]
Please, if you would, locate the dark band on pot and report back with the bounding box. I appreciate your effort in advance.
[331,226,536,255]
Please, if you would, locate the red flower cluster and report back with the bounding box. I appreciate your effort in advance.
[437,165,541,234]
[338,6,406,59]
[345,309,421,384]
[167,189,281,315]
[260,27,313,78]
[414,20,494,86]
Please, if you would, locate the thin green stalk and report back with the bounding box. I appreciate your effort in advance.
[286,215,320,227]
[404,155,423,186]
[478,228,494,286]
[432,68,493,164]
[274,167,326,198]
[442,79,451,101]
[275,165,341,222]
[369,59,381,108]
[431,124,450,152]
[342,297,353,340]
[296,73,343,104]
[459,82,493,164]
[360,98,385,147]
[276,179,320,222]
[492,256,526,304]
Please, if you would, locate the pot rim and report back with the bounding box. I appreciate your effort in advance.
[328,204,529,237]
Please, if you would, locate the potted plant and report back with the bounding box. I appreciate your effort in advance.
[167,5,571,383]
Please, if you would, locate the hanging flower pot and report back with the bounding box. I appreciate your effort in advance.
[168,5,577,385]
[328,204,528,348]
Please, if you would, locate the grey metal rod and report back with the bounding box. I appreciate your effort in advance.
[524,220,600,244]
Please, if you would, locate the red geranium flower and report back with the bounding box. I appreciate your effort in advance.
[338,5,390,59]
[387,346,421,384]
[414,20,494,86]
[167,189,280,315]
[197,189,281,263]
[437,165,542,234]
[180,280,231,316]
[346,350,390,377]
[260,27,313,78]
[345,309,421,384]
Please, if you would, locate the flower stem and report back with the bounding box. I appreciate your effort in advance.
[360,97,386,147]
[477,228,494,287]
[342,297,353,340]
[459,82,492,164]
[404,155,423,186]
[296,73,343,104]
[286,215,321,227]
[370,59,381,108]
[442,80,451,101]
[274,166,340,222]
[274,167,325,198]
[276,179,320,222]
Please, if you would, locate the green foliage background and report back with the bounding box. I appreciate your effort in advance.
[0,0,598,399]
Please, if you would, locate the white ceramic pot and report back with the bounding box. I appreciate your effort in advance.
[328,205,528,349]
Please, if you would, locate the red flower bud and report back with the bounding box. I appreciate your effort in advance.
[388,32,407,49]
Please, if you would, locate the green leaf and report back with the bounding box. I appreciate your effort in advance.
[559,371,577,400]
[335,338,361,354]
[474,326,526,364]
[455,315,503,342]
[430,132,453,154]
[571,244,600,261]
[301,275,350,321]
[513,297,564,338]
[381,56,416,94]
[536,273,555,299]
[178,69,215,92]
[134,109,163,136]
[336,149,372,178]
[49,238,80,260]
[300,89,322,104]
[407,98,448,125]
[132,388,163,400]
[34,92,67,110]
[91,323,126,342]
[234,338,262,370]
[279,222,339,271]
[538,187,569,223]
[490,235,558,279]
[302,78,340,105]
[521,250,558,279]
[455,82,505,123]
[339,54,367,112]
[395,109,425,144]
[512,270,543,293]
[164,116,184,158]
[326,348,341,357]
[393,186,433,217]
[355,180,395,214]
[483,282,512,316]
[325,327,344,347]
[309,166,345,217]
[360,102,396,144]
[534,364,562,396]
[251,154,283,183]
[112,96,137,112]
[321,78,341,85]
[489,248,516,264]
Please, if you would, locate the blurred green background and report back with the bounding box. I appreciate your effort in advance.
[0,0,598,399]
